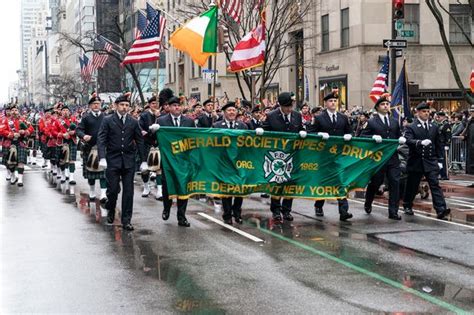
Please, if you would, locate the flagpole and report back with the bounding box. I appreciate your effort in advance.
[212,2,218,105]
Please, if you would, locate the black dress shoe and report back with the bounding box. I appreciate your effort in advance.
[106,212,114,224]
[123,223,134,231]
[282,213,294,221]
[100,197,107,204]
[388,214,402,220]
[18,182,24,187]
[234,216,243,224]
[178,219,190,227]
[315,207,324,217]
[437,208,451,220]
[364,205,372,214]
[162,209,170,221]
[272,214,283,222]
[339,212,353,221]
[403,207,414,215]
[223,218,233,225]
[89,196,96,202]
[69,180,76,185]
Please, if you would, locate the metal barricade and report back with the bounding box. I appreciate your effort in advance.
[449,136,466,172]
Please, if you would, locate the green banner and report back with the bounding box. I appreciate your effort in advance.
[157,128,399,200]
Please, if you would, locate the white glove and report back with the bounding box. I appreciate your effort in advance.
[438,162,443,170]
[372,135,382,143]
[149,123,160,132]
[343,134,352,141]
[99,158,107,169]
[444,146,449,151]
[317,132,330,140]
[140,162,149,171]
[255,127,264,136]
[398,136,406,145]
[299,130,307,139]
[421,139,432,146]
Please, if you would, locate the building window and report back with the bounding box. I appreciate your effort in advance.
[173,62,176,83]
[321,14,329,52]
[168,63,172,82]
[191,62,195,78]
[340,8,349,48]
[449,4,472,44]
[401,4,419,43]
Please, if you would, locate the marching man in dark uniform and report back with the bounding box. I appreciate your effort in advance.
[261,92,304,222]
[247,107,262,130]
[402,102,451,220]
[98,93,146,231]
[197,99,219,128]
[308,92,353,221]
[76,93,107,202]
[152,96,196,227]
[360,94,406,220]
[138,96,163,199]
[213,101,248,225]
[435,111,451,180]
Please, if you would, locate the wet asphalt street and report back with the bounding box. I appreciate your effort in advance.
[1,163,473,314]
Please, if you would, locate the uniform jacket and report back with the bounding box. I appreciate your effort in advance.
[438,120,452,146]
[76,111,105,150]
[196,113,216,128]
[360,114,401,166]
[138,110,158,146]
[55,115,78,145]
[308,110,352,136]
[1,117,34,148]
[246,118,261,130]
[97,113,145,169]
[262,109,303,133]
[212,119,248,130]
[404,119,443,172]
[156,113,196,128]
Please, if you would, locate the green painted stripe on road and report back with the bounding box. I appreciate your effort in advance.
[257,227,469,315]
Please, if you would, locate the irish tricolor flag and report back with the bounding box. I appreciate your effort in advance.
[169,6,218,66]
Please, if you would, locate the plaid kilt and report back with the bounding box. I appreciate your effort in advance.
[2,145,27,165]
[56,142,77,162]
[82,148,106,180]
[45,146,56,160]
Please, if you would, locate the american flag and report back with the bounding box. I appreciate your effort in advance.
[81,55,92,82]
[470,68,474,93]
[369,55,390,103]
[134,10,147,39]
[146,2,157,21]
[220,0,242,24]
[94,36,113,68]
[122,11,166,65]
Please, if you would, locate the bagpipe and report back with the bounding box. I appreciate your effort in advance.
[5,121,28,168]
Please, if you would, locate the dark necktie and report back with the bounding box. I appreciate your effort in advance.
[174,117,179,127]
[424,122,429,131]
[331,114,336,125]
[230,121,234,129]
[284,114,290,125]
[384,116,389,127]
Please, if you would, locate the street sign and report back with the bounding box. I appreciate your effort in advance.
[400,30,415,37]
[395,49,404,58]
[395,20,404,30]
[202,69,218,84]
[383,39,407,48]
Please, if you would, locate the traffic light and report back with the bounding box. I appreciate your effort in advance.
[393,0,404,20]
[218,25,230,52]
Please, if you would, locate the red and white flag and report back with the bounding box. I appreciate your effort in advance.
[228,22,265,72]
[220,0,242,24]
[470,68,474,93]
